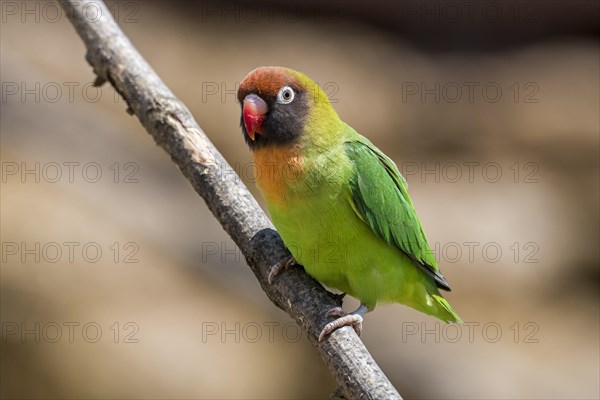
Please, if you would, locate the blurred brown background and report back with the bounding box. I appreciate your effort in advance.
[1,1,598,399]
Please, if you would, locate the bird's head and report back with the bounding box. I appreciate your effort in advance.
[237,66,338,150]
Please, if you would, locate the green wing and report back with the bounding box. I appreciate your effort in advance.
[344,139,450,290]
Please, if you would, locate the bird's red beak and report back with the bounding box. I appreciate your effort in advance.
[243,94,268,141]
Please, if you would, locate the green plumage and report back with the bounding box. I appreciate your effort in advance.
[254,68,461,323]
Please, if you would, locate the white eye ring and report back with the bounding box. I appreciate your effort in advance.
[277,86,295,104]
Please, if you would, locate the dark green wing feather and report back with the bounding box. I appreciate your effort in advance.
[344,139,450,291]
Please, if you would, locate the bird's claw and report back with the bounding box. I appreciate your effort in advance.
[325,307,346,318]
[319,309,363,342]
[267,255,296,284]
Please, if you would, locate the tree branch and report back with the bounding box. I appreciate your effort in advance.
[58,1,402,398]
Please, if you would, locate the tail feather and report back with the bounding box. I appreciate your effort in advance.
[431,294,462,323]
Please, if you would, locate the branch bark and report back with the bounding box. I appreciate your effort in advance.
[58,1,402,399]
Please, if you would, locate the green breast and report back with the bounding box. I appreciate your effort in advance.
[267,147,356,290]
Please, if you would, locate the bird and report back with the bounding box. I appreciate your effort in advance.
[237,66,461,341]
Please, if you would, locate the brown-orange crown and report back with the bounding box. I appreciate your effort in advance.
[237,66,301,103]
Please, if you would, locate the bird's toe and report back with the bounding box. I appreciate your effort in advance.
[267,255,296,284]
[318,314,364,342]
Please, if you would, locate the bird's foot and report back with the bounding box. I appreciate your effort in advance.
[318,304,369,342]
[319,313,363,341]
[267,255,296,284]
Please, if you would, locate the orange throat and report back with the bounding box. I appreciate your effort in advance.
[252,145,305,205]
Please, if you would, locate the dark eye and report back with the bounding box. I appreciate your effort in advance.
[277,86,295,104]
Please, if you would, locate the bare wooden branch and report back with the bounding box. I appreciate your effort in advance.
[58,1,402,398]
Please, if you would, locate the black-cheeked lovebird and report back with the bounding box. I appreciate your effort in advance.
[237,67,461,341]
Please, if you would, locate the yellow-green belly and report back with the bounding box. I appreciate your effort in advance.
[268,183,430,310]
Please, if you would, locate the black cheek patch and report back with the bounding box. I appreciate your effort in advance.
[242,91,309,151]
[264,92,308,147]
